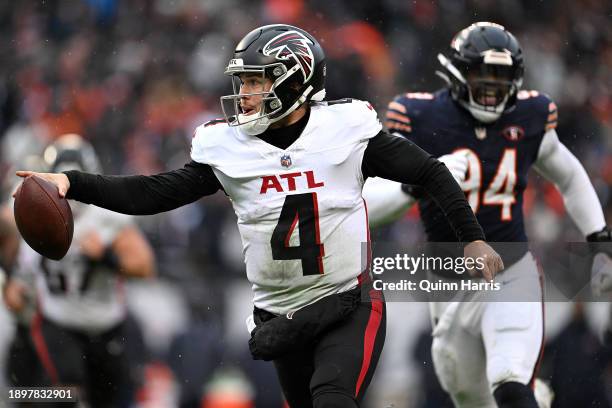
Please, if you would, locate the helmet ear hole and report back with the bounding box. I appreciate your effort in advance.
[272,66,285,77]
[269,99,281,110]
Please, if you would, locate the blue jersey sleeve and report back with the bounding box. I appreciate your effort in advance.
[516,90,558,134]
[384,92,436,148]
[513,90,558,161]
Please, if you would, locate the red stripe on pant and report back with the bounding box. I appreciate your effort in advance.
[354,289,383,398]
[30,313,59,384]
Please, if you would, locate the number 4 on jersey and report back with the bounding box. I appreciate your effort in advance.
[271,193,325,275]
[457,148,517,221]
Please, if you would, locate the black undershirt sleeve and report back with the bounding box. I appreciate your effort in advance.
[362,131,485,243]
[63,111,310,216]
[64,160,222,215]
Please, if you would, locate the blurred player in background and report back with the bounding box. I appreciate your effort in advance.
[1,199,45,408]
[363,22,611,408]
[2,154,51,407]
[15,24,505,408]
[12,134,155,408]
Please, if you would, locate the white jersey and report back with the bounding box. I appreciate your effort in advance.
[191,99,382,314]
[15,205,133,332]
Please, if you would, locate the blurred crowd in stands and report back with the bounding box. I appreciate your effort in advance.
[0,0,610,407]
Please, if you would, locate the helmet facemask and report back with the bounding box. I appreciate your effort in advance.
[43,133,101,217]
[43,134,102,174]
[463,61,520,123]
[221,60,313,136]
[439,50,522,124]
[437,21,525,124]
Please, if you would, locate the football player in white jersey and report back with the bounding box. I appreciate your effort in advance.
[363,22,611,408]
[16,25,504,408]
[13,134,155,408]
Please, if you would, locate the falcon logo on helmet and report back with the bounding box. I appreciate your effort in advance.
[263,31,315,83]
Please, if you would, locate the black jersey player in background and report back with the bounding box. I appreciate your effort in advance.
[364,22,611,408]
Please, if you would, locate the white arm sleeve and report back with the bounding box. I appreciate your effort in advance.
[533,129,606,236]
[362,177,416,228]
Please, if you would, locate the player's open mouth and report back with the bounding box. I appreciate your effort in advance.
[241,107,257,115]
[478,96,499,105]
[472,87,503,106]
[471,81,511,107]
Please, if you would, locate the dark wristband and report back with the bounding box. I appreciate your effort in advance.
[586,226,611,242]
[3,264,12,278]
[586,226,612,257]
[100,247,121,271]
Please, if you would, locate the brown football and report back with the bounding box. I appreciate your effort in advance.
[14,175,73,260]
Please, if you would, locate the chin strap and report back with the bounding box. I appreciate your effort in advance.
[464,102,503,123]
[238,112,271,135]
[241,85,314,136]
[269,85,313,124]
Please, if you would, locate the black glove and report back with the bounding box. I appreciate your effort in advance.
[587,226,612,242]
[249,287,361,361]
[587,226,612,297]
[587,226,612,256]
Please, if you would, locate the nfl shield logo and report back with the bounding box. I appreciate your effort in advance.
[280,154,292,168]
[474,126,487,140]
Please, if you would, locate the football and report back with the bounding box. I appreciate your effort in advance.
[14,175,74,260]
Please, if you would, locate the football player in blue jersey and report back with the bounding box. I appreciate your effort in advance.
[364,22,611,408]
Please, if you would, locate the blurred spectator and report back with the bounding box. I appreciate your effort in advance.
[547,303,612,408]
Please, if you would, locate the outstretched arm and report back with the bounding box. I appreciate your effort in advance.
[16,161,222,216]
[532,129,606,236]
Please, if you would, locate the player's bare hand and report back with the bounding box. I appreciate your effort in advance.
[2,279,29,312]
[15,171,71,198]
[79,231,105,260]
[464,240,504,282]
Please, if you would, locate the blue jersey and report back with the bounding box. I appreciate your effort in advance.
[386,89,557,243]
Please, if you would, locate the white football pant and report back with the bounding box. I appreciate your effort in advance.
[429,252,545,408]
